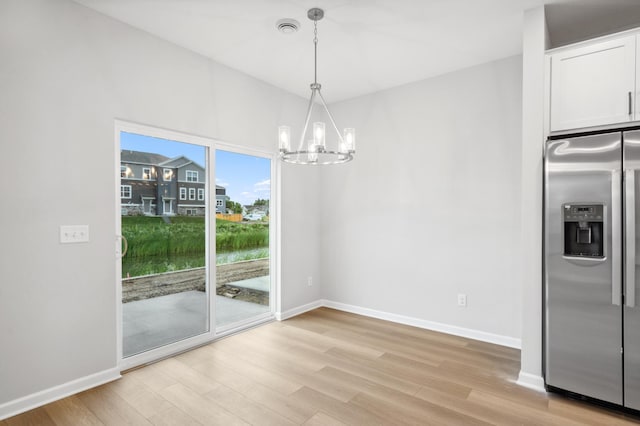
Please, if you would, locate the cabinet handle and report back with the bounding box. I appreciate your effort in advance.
[630,92,633,117]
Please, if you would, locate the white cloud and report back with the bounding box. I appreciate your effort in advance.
[215,178,229,187]
[254,179,270,193]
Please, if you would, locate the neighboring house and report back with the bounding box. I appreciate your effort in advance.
[216,186,230,214]
[120,150,227,216]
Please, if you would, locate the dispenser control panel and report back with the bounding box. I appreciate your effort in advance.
[563,204,603,222]
[562,203,604,258]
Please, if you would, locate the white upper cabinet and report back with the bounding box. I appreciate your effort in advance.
[549,35,636,132]
[637,35,640,121]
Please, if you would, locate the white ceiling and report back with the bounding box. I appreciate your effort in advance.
[74,0,640,103]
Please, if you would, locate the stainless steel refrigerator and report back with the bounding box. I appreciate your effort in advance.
[544,129,640,409]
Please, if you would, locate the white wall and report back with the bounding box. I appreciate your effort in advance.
[0,0,320,411]
[518,6,547,389]
[318,56,523,342]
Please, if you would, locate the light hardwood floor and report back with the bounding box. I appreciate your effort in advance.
[3,307,639,425]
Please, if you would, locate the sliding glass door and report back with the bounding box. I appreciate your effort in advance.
[215,149,273,330]
[119,130,211,358]
[116,122,276,367]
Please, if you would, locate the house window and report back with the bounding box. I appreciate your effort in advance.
[179,187,186,200]
[120,185,132,199]
[142,167,151,180]
[120,166,127,178]
[163,168,173,181]
[189,188,196,200]
[186,170,198,182]
[198,188,204,201]
[216,199,223,207]
[186,208,197,216]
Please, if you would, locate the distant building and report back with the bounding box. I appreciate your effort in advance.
[120,150,227,216]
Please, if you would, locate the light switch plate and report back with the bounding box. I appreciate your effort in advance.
[60,225,89,243]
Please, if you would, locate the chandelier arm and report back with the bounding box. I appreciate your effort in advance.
[317,90,346,144]
[297,88,318,151]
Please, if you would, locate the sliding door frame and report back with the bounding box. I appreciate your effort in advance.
[213,141,278,337]
[114,120,279,371]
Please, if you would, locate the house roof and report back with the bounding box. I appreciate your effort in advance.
[121,150,169,165]
[160,155,204,170]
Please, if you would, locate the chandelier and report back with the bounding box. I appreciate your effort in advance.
[278,8,356,165]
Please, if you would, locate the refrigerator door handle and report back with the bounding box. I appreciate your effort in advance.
[626,169,636,308]
[613,169,622,306]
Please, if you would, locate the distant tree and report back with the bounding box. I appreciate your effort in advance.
[226,200,243,214]
[253,198,269,207]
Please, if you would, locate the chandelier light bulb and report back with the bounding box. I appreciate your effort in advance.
[343,128,356,152]
[313,122,326,151]
[307,140,318,163]
[278,126,291,152]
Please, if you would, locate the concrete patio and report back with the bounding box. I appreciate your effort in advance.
[123,276,270,357]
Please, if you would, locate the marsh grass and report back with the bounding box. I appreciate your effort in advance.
[121,216,269,277]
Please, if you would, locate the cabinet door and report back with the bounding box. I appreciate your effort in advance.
[637,35,640,122]
[550,35,636,132]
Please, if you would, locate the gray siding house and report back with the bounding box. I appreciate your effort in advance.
[120,150,227,215]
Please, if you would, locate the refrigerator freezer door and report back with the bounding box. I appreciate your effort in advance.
[545,132,622,404]
[623,129,640,410]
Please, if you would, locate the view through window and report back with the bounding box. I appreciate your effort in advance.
[118,130,274,358]
[120,131,209,357]
[215,149,272,328]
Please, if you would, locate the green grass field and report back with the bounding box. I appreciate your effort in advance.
[121,216,269,277]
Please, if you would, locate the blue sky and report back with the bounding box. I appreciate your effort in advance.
[121,132,270,205]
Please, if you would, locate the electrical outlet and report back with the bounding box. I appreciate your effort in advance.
[308,276,313,286]
[457,293,467,307]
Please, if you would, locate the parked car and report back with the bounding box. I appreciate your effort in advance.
[243,213,263,221]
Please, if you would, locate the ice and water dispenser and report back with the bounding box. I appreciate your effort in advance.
[563,203,604,258]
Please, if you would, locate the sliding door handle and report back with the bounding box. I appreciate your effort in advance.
[626,170,636,308]
[116,235,128,259]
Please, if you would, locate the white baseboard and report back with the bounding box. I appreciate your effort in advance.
[516,371,546,392]
[0,367,121,421]
[275,299,323,321]
[323,300,522,349]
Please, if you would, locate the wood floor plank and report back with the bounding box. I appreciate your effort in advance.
[288,386,388,425]
[99,373,174,419]
[210,334,361,402]
[189,357,316,423]
[547,397,640,426]
[43,395,103,426]
[278,323,386,359]
[124,363,178,393]
[308,307,469,348]
[158,383,247,425]
[322,328,447,367]
[203,382,297,426]
[76,386,152,425]
[415,385,547,425]
[147,406,201,426]
[3,407,56,426]
[303,411,347,426]
[7,307,640,426]
[467,389,586,426]
[350,387,493,426]
[189,344,303,395]
[320,347,424,395]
